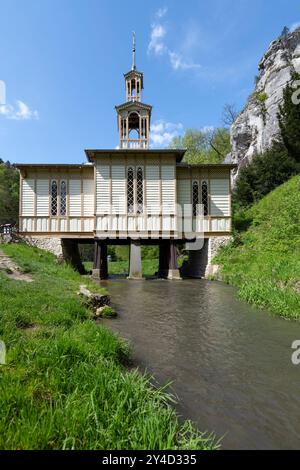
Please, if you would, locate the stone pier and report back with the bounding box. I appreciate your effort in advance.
[92,240,108,280]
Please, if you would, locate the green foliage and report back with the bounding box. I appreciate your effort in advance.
[0,244,216,449]
[234,143,299,207]
[256,92,268,103]
[216,175,300,318]
[0,160,19,225]
[98,306,117,318]
[169,127,230,164]
[278,72,300,162]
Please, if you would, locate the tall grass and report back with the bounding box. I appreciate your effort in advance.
[0,244,216,449]
[215,175,300,319]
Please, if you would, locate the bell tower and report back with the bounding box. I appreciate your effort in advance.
[116,33,152,149]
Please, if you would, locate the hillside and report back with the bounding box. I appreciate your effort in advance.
[215,175,300,318]
[0,244,216,449]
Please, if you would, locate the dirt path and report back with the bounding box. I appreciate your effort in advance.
[0,249,33,282]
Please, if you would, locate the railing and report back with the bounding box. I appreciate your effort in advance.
[0,224,13,235]
[120,139,148,149]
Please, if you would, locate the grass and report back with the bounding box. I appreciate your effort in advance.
[85,259,159,277]
[0,243,216,450]
[215,175,300,319]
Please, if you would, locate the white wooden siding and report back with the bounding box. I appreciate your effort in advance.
[210,179,230,216]
[146,165,160,214]
[22,179,35,216]
[83,179,94,216]
[36,179,49,216]
[111,166,126,214]
[69,180,81,216]
[161,166,175,214]
[96,164,110,214]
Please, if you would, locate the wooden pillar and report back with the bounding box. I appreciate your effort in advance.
[128,239,142,280]
[92,240,108,280]
[158,241,169,278]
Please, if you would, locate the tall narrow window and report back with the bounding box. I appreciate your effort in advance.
[192,181,199,217]
[136,167,144,214]
[51,180,58,216]
[127,167,134,214]
[201,181,209,216]
[60,180,67,216]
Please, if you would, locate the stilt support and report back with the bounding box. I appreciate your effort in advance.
[128,239,143,279]
[92,240,108,280]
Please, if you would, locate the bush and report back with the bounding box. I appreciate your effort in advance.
[234,143,299,207]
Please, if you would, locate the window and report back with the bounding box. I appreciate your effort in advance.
[51,180,58,216]
[127,167,134,214]
[136,167,144,214]
[60,180,67,216]
[192,181,199,217]
[201,181,209,216]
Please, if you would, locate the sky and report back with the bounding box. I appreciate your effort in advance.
[0,0,299,164]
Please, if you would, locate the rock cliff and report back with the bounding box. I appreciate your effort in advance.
[228,27,300,174]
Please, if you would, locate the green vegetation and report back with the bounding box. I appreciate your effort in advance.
[234,143,299,207]
[278,72,300,163]
[85,259,159,277]
[0,159,19,226]
[169,127,230,164]
[0,244,216,449]
[215,175,300,318]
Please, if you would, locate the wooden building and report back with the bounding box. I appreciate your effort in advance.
[16,37,235,279]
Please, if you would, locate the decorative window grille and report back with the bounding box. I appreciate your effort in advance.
[192,181,199,217]
[51,180,58,216]
[127,167,134,214]
[60,180,67,216]
[136,167,144,214]
[201,181,209,216]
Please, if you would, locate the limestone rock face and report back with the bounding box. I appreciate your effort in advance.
[228,28,300,177]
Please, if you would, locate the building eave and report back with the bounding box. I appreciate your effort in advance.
[85,148,187,163]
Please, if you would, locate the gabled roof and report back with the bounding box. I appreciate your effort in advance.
[115,101,152,113]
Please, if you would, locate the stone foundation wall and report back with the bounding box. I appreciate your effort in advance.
[180,236,232,279]
[23,236,63,257]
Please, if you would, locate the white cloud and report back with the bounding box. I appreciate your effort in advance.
[148,24,167,55]
[291,22,300,32]
[169,51,201,71]
[151,120,183,147]
[0,100,39,120]
[156,7,168,18]
[148,7,201,71]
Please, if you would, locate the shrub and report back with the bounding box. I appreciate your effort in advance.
[234,143,299,207]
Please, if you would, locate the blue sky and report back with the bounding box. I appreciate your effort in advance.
[0,0,299,164]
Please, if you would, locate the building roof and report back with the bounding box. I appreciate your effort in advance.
[115,101,152,113]
[176,163,237,169]
[85,148,187,163]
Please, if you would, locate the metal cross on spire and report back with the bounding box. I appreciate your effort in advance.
[132,31,136,70]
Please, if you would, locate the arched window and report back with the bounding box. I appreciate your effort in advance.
[60,180,67,216]
[136,167,144,214]
[127,167,134,214]
[192,181,199,217]
[201,181,209,216]
[51,180,58,216]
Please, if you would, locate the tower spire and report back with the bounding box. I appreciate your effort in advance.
[132,31,136,70]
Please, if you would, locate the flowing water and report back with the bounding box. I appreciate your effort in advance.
[100,279,300,450]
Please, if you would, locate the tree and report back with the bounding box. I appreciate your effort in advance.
[234,143,299,207]
[0,161,19,225]
[169,127,230,164]
[280,26,289,38]
[278,72,300,162]
[222,103,239,127]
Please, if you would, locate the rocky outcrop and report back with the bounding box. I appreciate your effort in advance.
[228,28,300,176]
